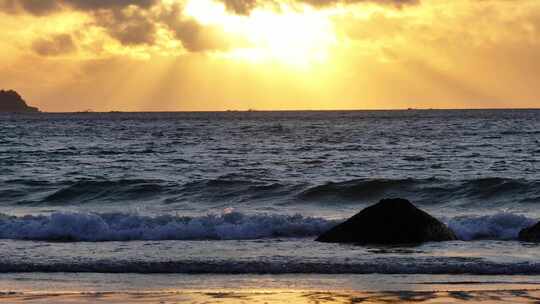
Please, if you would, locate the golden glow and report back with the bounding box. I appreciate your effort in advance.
[0,0,540,111]
[185,0,337,67]
[184,0,229,25]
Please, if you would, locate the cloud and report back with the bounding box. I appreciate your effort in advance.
[62,0,157,11]
[0,0,59,15]
[300,0,418,8]
[1,0,420,16]
[0,0,161,45]
[217,0,419,14]
[0,0,158,15]
[93,8,157,45]
[160,4,235,52]
[31,34,77,56]
[221,0,259,15]
[0,0,421,56]
[1,0,234,52]
[0,0,161,46]
[169,19,233,52]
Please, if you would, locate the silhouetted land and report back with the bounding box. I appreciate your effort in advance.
[0,90,39,113]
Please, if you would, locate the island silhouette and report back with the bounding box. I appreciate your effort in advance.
[0,89,39,113]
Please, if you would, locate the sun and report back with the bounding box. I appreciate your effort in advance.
[184,0,337,67]
[231,8,337,67]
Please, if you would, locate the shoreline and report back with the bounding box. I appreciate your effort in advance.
[2,273,540,303]
[2,289,540,303]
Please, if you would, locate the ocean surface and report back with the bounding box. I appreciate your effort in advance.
[0,110,539,290]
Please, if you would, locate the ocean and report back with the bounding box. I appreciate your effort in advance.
[0,110,539,296]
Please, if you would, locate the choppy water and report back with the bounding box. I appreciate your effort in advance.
[0,110,539,275]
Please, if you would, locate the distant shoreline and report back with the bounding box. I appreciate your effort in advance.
[0,90,39,113]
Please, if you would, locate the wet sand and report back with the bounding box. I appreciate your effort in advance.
[2,289,540,303]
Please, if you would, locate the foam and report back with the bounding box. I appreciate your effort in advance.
[0,212,337,242]
[447,213,537,241]
[0,211,537,242]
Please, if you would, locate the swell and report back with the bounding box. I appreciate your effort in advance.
[2,176,301,206]
[0,179,170,206]
[0,211,536,242]
[297,178,540,206]
[3,177,540,207]
[42,179,167,204]
[175,175,302,203]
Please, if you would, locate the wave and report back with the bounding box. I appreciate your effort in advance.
[42,179,167,204]
[1,260,539,275]
[177,176,299,203]
[298,178,540,206]
[5,176,299,206]
[446,213,537,241]
[4,177,540,208]
[0,211,537,242]
[0,212,337,242]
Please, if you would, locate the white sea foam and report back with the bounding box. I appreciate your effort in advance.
[0,212,338,242]
[0,211,537,242]
[447,213,537,241]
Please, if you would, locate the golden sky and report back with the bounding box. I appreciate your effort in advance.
[1,0,539,111]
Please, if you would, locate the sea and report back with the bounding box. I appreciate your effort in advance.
[0,110,539,294]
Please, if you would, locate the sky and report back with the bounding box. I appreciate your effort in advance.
[0,0,539,112]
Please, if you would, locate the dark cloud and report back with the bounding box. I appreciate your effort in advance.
[160,4,233,52]
[1,0,420,54]
[0,0,158,15]
[19,0,59,15]
[222,0,259,15]
[32,34,76,56]
[171,19,233,52]
[1,0,419,16]
[0,0,160,46]
[62,0,157,11]
[300,0,418,8]
[1,0,226,51]
[0,0,59,15]
[93,9,157,45]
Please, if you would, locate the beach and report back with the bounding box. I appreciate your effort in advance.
[2,290,540,304]
[2,273,540,303]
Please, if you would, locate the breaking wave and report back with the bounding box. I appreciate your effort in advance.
[447,213,537,241]
[0,212,337,242]
[0,211,537,242]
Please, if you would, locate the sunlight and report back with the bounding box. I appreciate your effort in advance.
[184,0,337,67]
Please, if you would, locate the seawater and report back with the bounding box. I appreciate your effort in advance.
[0,110,539,277]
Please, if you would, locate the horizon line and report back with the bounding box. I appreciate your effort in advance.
[30,107,540,114]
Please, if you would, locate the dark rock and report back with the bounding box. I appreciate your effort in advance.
[519,222,540,242]
[316,198,457,244]
[0,90,39,113]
